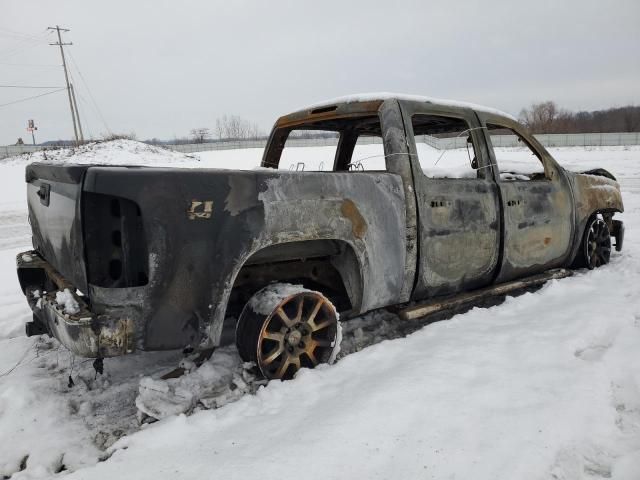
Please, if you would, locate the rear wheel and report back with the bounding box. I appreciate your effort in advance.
[236,284,341,380]
[576,216,611,269]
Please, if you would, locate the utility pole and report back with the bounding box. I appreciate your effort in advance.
[48,25,80,145]
[69,83,84,142]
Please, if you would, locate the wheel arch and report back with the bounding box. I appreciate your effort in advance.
[568,207,622,267]
[566,171,624,267]
[213,238,364,346]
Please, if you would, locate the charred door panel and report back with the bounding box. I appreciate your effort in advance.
[497,181,572,279]
[398,102,501,298]
[477,115,575,281]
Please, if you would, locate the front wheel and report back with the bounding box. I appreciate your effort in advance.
[236,284,341,380]
[577,216,612,269]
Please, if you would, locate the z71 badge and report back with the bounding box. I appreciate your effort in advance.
[187,200,213,220]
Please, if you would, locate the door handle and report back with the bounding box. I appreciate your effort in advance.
[37,183,51,206]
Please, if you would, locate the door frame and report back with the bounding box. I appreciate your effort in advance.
[398,100,503,299]
[476,111,576,282]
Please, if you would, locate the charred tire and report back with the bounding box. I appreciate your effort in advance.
[576,216,612,269]
[236,284,341,380]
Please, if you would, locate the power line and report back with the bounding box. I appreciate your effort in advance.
[0,27,49,41]
[0,84,64,89]
[0,87,66,109]
[0,30,52,61]
[0,62,60,67]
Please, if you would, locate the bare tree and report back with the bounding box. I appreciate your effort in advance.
[215,117,226,140]
[621,106,640,132]
[190,127,211,144]
[248,121,261,139]
[519,101,561,133]
[214,114,263,140]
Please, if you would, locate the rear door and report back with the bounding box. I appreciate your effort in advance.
[26,163,89,292]
[400,102,502,299]
[477,114,574,281]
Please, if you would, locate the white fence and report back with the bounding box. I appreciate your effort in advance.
[2,131,640,160]
[166,132,640,155]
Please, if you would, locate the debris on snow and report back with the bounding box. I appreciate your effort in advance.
[135,346,259,420]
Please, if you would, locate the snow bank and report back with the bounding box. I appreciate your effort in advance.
[11,139,199,167]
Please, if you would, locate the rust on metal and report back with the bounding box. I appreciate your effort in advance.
[274,100,383,129]
[399,268,572,321]
[341,199,367,239]
[98,317,134,353]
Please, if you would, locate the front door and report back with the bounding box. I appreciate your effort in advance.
[401,102,502,299]
[478,114,574,282]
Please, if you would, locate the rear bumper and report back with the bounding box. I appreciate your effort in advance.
[17,250,135,357]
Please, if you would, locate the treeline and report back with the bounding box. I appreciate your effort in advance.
[177,114,337,144]
[519,101,640,134]
[185,115,263,144]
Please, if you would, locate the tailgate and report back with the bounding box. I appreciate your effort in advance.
[26,163,90,292]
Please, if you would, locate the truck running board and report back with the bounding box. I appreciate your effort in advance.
[399,268,573,321]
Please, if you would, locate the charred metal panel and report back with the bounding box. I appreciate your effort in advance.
[25,163,89,293]
[16,251,135,357]
[399,101,501,298]
[570,172,624,221]
[81,166,405,352]
[273,100,384,130]
[379,100,418,303]
[564,171,624,264]
[412,179,501,296]
[474,111,576,282]
[254,172,406,310]
[496,181,573,280]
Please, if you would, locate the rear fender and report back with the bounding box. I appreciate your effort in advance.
[205,172,407,347]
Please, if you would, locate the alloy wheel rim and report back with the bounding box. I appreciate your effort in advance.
[256,292,337,380]
[586,219,611,268]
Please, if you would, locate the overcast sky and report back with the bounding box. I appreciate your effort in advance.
[1,0,639,145]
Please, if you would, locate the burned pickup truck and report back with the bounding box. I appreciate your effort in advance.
[17,94,624,380]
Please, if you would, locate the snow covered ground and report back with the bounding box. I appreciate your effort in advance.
[0,141,639,479]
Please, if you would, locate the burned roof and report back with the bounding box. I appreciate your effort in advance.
[275,92,517,129]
